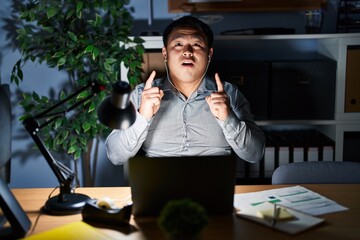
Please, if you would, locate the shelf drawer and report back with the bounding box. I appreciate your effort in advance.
[345,47,360,112]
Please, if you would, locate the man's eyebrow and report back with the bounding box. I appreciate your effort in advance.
[170,33,205,42]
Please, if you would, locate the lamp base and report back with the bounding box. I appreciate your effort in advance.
[43,193,91,215]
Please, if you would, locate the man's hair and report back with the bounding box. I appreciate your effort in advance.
[162,16,214,48]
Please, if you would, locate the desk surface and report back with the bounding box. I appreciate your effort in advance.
[12,184,360,240]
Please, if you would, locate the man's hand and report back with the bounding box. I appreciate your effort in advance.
[139,71,164,120]
[206,73,229,121]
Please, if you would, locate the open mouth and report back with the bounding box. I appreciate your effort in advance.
[182,61,194,66]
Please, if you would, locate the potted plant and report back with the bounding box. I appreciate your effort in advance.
[158,199,209,240]
[3,0,145,186]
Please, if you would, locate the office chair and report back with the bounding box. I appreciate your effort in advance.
[0,84,11,183]
[272,161,360,184]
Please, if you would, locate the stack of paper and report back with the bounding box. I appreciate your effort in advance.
[234,186,348,234]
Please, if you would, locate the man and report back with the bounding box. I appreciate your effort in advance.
[106,16,265,165]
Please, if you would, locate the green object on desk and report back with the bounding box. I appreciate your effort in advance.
[158,198,209,239]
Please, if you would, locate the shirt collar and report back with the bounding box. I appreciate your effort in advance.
[160,75,217,94]
[199,75,217,93]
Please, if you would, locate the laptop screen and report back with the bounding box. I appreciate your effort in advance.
[128,155,237,217]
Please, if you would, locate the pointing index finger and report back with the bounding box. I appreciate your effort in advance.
[215,73,224,92]
[144,71,156,89]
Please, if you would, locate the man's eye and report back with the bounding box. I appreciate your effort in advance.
[174,42,182,47]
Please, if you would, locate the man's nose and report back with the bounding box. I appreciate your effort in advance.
[183,45,193,57]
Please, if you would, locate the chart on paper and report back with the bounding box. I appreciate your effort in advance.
[234,185,348,216]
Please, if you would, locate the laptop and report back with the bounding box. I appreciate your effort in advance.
[128,155,237,217]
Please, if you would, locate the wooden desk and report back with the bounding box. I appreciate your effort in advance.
[12,184,360,240]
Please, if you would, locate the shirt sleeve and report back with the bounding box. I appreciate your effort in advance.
[105,84,150,165]
[105,111,150,165]
[218,84,266,163]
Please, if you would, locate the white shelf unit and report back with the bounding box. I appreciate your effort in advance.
[337,0,360,33]
[121,34,360,162]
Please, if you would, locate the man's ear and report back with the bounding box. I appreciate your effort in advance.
[208,48,214,60]
[162,47,167,60]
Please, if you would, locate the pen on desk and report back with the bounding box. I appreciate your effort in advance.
[271,204,280,227]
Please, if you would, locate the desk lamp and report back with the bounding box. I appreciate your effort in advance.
[97,81,136,129]
[23,81,135,215]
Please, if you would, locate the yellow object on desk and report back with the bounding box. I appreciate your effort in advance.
[24,221,113,240]
[257,206,295,221]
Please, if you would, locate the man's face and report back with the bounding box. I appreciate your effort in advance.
[163,27,213,84]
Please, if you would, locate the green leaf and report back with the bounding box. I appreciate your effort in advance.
[76,10,82,19]
[88,102,95,113]
[22,93,31,101]
[95,14,102,26]
[79,136,87,146]
[67,145,77,154]
[83,99,91,106]
[70,136,77,145]
[62,130,69,141]
[105,58,117,64]
[68,31,78,42]
[130,60,142,68]
[66,56,75,66]
[30,11,37,22]
[66,9,75,19]
[92,47,99,60]
[55,118,62,129]
[60,91,66,100]
[55,135,64,145]
[52,51,65,58]
[57,56,66,66]
[77,91,89,99]
[85,45,94,53]
[97,72,104,81]
[47,7,58,18]
[76,2,84,12]
[19,12,28,19]
[43,27,54,33]
[17,68,23,81]
[133,36,145,44]
[74,124,81,134]
[74,149,81,160]
[19,115,30,121]
[82,122,91,132]
[104,62,111,71]
[32,92,40,102]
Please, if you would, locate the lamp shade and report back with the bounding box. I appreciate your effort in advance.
[97,81,136,129]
